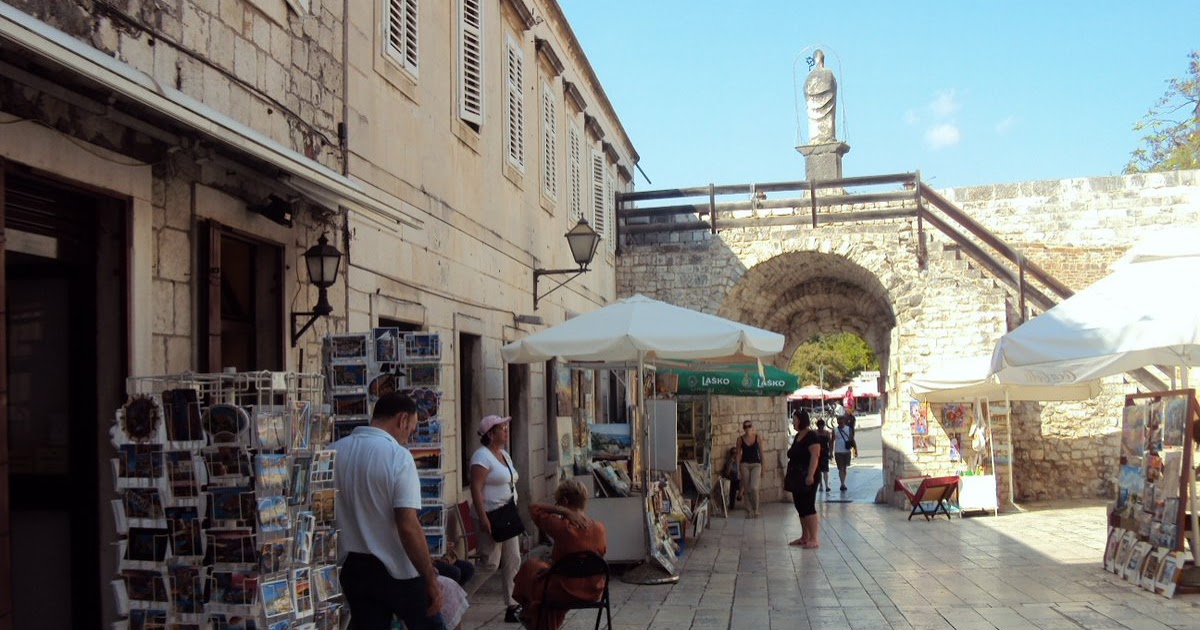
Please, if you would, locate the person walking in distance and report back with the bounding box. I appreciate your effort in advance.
[834,414,855,492]
[814,418,833,493]
[332,393,444,630]
[736,420,763,518]
[470,415,524,623]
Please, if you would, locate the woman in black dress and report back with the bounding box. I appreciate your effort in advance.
[785,410,823,548]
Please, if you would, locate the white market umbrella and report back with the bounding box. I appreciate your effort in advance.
[914,355,1100,403]
[501,294,784,364]
[787,385,833,401]
[990,229,1200,559]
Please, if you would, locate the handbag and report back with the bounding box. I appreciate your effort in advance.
[485,499,525,542]
[484,451,525,542]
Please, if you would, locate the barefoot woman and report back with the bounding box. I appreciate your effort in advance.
[785,410,823,548]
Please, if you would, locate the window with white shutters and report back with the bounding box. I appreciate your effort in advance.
[505,34,525,171]
[606,172,616,249]
[458,0,483,126]
[541,81,557,200]
[385,0,419,76]
[591,149,606,239]
[568,123,583,222]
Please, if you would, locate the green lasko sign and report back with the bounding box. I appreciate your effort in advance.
[660,364,799,396]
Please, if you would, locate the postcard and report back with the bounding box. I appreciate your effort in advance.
[404,332,441,360]
[210,570,259,606]
[126,527,169,562]
[332,394,368,417]
[311,488,336,525]
[255,408,289,450]
[204,446,252,480]
[332,418,368,441]
[314,603,342,630]
[118,444,164,479]
[167,564,204,614]
[209,486,256,523]
[330,363,368,392]
[313,565,340,602]
[209,529,257,565]
[122,569,168,602]
[410,448,442,472]
[257,496,290,534]
[291,401,312,451]
[165,450,199,498]
[293,512,315,564]
[260,577,294,618]
[407,364,440,388]
[288,456,313,507]
[310,451,336,484]
[161,388,205,444]
[418,505,444,530]
[165,506,203,557]
[368,373,399,403]
[309,410,333,449]
[259,537,293,575]
[255,454,290,492]
[123,488,164,521]
[311,529,338,565]
[419,476,444,503]
[293,567,314,618]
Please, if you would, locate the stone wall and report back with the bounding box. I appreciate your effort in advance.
[618,169,1200,507]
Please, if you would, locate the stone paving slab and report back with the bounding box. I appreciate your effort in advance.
[462,467,1200,630]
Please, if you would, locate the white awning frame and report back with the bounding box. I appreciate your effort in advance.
[0,2,422,230]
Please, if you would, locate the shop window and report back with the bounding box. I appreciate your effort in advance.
[199,222,283,372]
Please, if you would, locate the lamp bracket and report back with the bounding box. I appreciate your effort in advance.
[290,286,334,347]
[533,266,589,310]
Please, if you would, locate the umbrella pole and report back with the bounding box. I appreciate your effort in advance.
[1004,390,1020,513]
[1185,369,1199,563]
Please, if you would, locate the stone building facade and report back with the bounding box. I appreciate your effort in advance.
[618,170,1200,506]
[0,0,635,627]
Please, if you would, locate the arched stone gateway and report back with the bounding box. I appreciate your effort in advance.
[617,170,1200,509]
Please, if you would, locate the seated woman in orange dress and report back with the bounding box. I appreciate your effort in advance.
[512,480,607,630]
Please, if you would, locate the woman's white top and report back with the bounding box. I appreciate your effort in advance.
[470,446,519,511]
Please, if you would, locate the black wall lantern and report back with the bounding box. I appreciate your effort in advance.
[533,218,601,310]
[291,233,343,346]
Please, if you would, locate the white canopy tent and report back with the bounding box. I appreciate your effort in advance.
[912,354,1101,511]
[989,228,1200,558]
[501,294,785,578]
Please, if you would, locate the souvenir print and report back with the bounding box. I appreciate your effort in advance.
[1103,527,1124,572]
[291,402,312,451]
[1142,547,1168,591]
[260,577,294,618]
[308,411,333,449]
[328,334,369,361]
[402,387,440,419]
[373,327,402,362]
[266,620,291,630]
[1165,396,1188,447]
[941,403,970,429]
[1156,550,1186,597]
[1113,530,1138,575]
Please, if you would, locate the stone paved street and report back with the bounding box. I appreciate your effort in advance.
[463,423,1200,629]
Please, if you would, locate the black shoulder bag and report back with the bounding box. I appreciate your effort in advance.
[485,451,526,542]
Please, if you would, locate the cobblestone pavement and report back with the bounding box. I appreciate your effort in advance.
[463,436,1200,629]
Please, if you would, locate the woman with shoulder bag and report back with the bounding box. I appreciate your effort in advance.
[471,415,525,623]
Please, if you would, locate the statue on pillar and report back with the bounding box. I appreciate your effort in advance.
[804,49,837,144]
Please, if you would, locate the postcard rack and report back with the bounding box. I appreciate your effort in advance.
[110,370,344,629]
[1103,389,1199,598]
[324,329,446,558]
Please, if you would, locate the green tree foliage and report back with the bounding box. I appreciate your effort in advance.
[787,332,878,388]
[1126,50,1200,173]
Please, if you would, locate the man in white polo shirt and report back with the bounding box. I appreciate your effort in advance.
[333,393,444,629]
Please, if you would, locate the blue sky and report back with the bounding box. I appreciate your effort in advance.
[558,1,1196,191]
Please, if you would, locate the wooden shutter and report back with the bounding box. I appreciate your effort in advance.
[386,0,419,75]
[591,148,605,235]
[505,34,525,170]
[458,0,483,125]
[541,80,557,199]
[568,123,582,221]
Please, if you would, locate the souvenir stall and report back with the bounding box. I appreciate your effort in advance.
[910,354,1099,515]
[110,370,345,629]
[502,295,785,581]
[323,330,446,554]
[991,231,1200,595]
